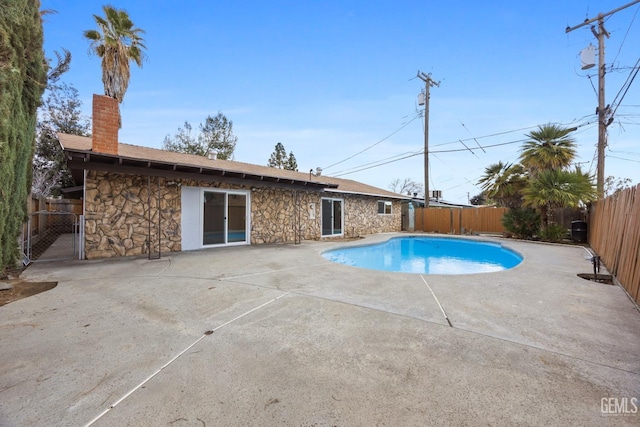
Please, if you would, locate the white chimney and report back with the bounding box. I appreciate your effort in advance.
[207,150,217,160]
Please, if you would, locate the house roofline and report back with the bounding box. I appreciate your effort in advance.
[64,148,338,191]
[324,188,409,200]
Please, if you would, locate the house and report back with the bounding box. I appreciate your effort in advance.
[58,95,406,259]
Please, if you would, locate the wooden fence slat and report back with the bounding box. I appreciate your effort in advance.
[589,184,640,305]
[415,207,508,234]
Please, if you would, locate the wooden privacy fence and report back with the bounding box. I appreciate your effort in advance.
[27,198,83,234]
[589,184,640,305]
[414,207,508,234]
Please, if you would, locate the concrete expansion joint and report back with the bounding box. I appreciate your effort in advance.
[82,291,290,427]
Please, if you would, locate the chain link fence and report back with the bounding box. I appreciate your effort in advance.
[24,211,79,263]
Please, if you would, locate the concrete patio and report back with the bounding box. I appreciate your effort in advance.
[1,233,638,426]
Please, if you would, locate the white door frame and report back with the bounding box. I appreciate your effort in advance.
[201,189,250,248]
[181,186,250,250]
[321,197,344,237]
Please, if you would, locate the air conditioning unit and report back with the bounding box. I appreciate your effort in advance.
[431,190,442,199]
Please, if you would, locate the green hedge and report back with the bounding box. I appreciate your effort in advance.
[0,0,46,271]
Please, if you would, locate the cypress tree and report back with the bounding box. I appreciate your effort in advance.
[268,142,298,171]
[0,0,47,271]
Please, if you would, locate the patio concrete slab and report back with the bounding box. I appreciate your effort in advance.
[97,293,638,426]
[1,233,638,426]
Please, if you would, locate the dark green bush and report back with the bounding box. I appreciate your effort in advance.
[539,223,569,243]
[0,0,47,271]
[502,208,541,239]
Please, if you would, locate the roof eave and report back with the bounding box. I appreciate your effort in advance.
[324,188,409,200]
[64,149,338,191]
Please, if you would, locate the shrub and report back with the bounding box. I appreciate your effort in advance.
[539,223,569,243]
[502,208,541,239]
[0,0,47,271]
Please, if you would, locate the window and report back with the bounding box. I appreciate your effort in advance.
[378,200,392,215]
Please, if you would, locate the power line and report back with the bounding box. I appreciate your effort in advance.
[330,119,597,178]
[566,0,640,197]
[431,116,593,148]
[327,116,596,178]
[330,149,422,176]
[332,138,528,177]
[332,151,423,177]
[321,113,421,171]
[608,154,640,163]
[431,125,537,148]
[609,148,640,156]
[610,57,640,118]
[612,3,640,65]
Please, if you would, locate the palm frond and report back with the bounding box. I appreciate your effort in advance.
[84,5,146,104]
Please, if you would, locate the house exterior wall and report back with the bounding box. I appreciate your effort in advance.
[339,193,401,238]
[83,171,402,259]
[84,171,182,259]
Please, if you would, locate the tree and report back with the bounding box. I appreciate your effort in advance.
[478,161,509,197]
[478,162,526,208]
[33,83,90,197]
[519,124,576,174]
[479,124,591,239]
[286,151,298,171]
[84,5,146,104]
[268,143,287,168]
[199,112,237,160]
[522,168,597,227]
[0,0,47,271]
[46,48,71,84]
[162,122,198,155]
[388,178,423,196]
[162,112,237,160]
[268,142,298,171]
[604,176,632,197]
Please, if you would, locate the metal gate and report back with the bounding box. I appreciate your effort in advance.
[23,211,79,263]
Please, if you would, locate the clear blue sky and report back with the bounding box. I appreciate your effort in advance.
[41,0,640,203]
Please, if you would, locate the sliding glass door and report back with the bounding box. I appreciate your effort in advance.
[227,193,247,243]
[321,198,343,237]
[203,190,248,246]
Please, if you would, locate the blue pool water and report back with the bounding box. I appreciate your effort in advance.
[322,236,522,274]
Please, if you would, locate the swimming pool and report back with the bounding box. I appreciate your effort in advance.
[322,236,522,274]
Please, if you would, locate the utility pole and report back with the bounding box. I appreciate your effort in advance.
[417,71,439,207]
[566,0,640,198]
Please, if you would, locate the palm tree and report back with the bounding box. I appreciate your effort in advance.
[84,5,146,103]
[478,162,508,193]
[478,162,527,208]
[519,124,576,174]
[523,168,597,226]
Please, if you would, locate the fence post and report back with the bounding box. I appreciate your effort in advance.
[37,197,46,237]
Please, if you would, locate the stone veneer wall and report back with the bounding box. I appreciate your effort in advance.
[84,171,181,259]
[84,171,402,259]
[339,194,402,238]
[250,189,401,242]
[250,187,320,243]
